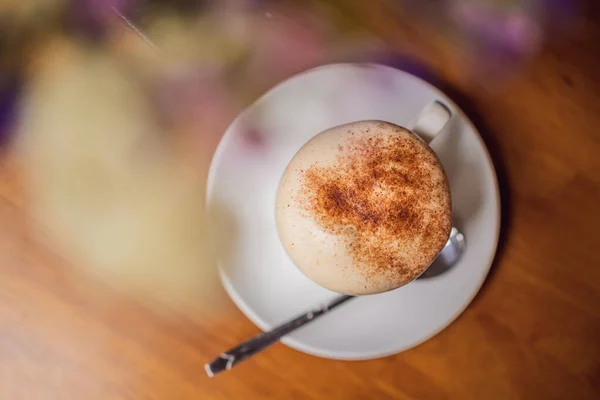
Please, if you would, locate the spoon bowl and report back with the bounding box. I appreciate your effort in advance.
[418,227,466,280]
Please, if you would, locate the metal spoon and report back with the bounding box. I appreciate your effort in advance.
[205,227,466,377]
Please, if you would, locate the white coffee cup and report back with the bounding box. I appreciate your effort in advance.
[276,101,453,295]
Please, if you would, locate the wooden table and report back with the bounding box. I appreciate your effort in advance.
[1,1,600,399]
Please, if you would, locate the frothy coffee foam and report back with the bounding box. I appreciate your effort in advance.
[276,120,451,295]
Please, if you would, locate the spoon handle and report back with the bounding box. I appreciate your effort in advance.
[205,295,353,377]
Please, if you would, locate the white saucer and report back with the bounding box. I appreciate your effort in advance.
[207,63,500,360]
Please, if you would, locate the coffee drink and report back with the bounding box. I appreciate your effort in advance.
[276,120,451,295]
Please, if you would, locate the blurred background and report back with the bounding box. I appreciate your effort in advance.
[0,0,596,310]
[1,0,600,399]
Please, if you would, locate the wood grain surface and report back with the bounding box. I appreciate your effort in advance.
[1,1,600,399]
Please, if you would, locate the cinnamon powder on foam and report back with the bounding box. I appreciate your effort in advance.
[297,122,451,287]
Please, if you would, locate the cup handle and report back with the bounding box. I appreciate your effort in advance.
[410,100,452,145]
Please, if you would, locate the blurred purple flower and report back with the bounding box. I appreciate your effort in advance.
[444,0,546,82]
[450,0,542,55]
[0,77,20,144]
